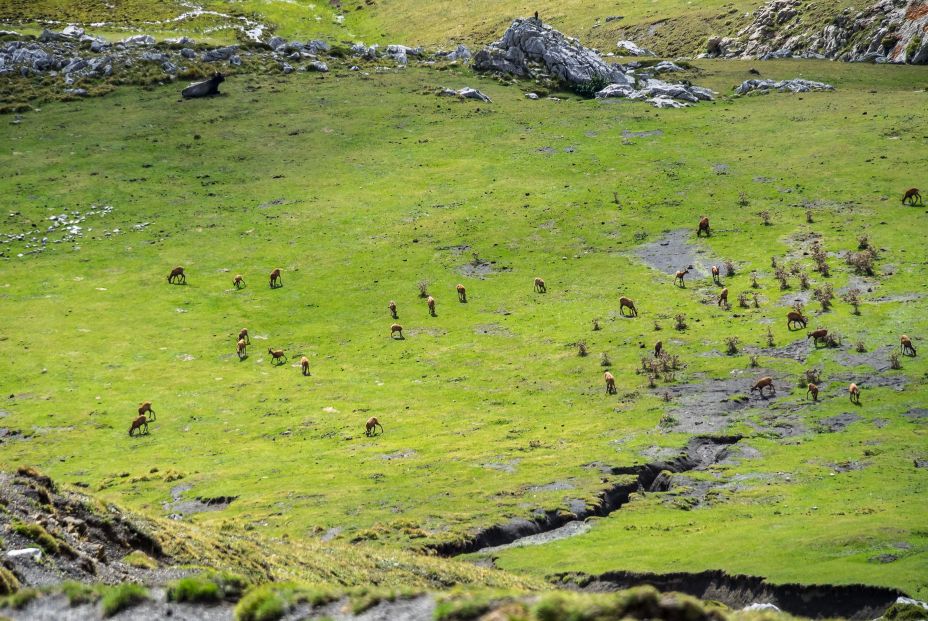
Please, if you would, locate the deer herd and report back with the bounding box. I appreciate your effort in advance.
[135,210,917,436]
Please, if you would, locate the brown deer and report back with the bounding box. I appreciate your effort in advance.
[237,338,247,359]
[233,274,245,289]
[787,311,808,330]
[391,323,403,339]
[427,295,436,316]
[619,296,637,317]
[900,334,916,356]
[604,371,617,395]
[138,401,155,421]
[808,328,828,346]
[365,416,384,436]
[697,216,710,237]
[674,267,690,287]
[750,376,775,397]
[806,383,819,401]
[717,288,729,307]
[654,341,663,357]
[268,348,286,364]
[129,415,149,436]
[239,328,250,344]
[849,382,861,404]
[711,265,721,285]
[388,301,398,319]
[456,284,467,303]
[300,356,310,376]
[269,268,282,288]
[534,277,546,293]
[902,188,922,205]
[167,266,186,284]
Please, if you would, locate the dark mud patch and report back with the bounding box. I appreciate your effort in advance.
[634,229,722,278]
[556,569,905,620]
[473,323,514,337]
[163,483,237,518]
[834,345,894,371]
[744,339,810,362]
[622,128,664,138]
[815,412,861,433]
[776,289,813,308]
[747,410,807,438]
[656,370,794,434]
[871,293,923,303]
[432,435,741,556]
[838,275,879,296]
[832,371,907,392]
[480,459,519,473]
[405,327,447,337]
[829,460,870,472]
[457,259,512,279]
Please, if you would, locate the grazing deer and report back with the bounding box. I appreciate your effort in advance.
[167,266,186,284]
[807,328,828,346]
[388,301,398,319]
[365,416,384,436]
[427,295,436,316]
[697,216,710,237]
[391,323,403,339]
[717,288,729,307]
[239,328,250,344]
[138,401,155,421]
[787,311,807,330]
[902,188,922,205]
[129,415,149,436]
[849,382,861,404]
[711,265,721,285]
[750,376,775,397]
[806,383,819,401]
[269,268,282,288]
[237,338,247,359]
[300,356,310,376]
[456,284,467,303]
[604,371,617,395]
[619,296,637,317]
[233,274,245,289]
[534,277,546,293]
[674,267,690,287]
[900,334,916,356]
[268,348,286,364]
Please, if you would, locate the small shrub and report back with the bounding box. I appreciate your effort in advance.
[2,587,38,610]
[824,331,841,348]
[417,279,429,298]
[758,210,771,225]
[753,293,761,308]
[600,352,611,367]
[122,550,157,569]
[674,313,687,331]
[725,336,740,355]
[724,259,736,276]
[0,566,19,596]
[738,292,750,308]
[653,321,662,331]
[60,581,97,607]
[648,374,656,388]
[662,391,672,402]
[737,191,749,207]
[100,584,149,618]
[167,575,222,604]
[591,319,601,331]
[890,353,902,370]
[884,598,928,621]
[12,521,58,555]
[766,327,775,347]
[811,241,829,276]
[751,271,759,288]
[770,256,777,269]
[846,250,876,276]
[806,209,814,223]
[843,288,862,315]
[803,368,822,386]
[798,271,810,290]
[857,235,869,250]
[813,283,835,311]
[774,266,789,290]
[572,74,610,98]
[855,340,866,353]
[749,354,759,368]
[633,230,648,242]
[577,341,588,357]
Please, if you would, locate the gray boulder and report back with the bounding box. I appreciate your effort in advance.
[735,78,834,94]
[651,60,684,73]
[180,48,196,59]
[445,44,471,61]
[161,61,178,74]
[202,46,237,62]
[306,60,328,72]
[122,34,155,46]
[473,17,629,86]
[229,55,242,66]
[268,36,286,51]
[281,62,294,74]
[306,39,330,54]
[139,51,167,63]
[61,25,84,38]
[616,40,655,56]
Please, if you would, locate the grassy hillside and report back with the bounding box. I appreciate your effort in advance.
[2,57,926,601]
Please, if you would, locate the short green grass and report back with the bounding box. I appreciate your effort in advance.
[99,583,149,617]
[0,58,926,600]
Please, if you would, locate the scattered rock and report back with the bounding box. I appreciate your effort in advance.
[121,34,155,46]
[735,78,835,95]
[616,40,656,56]
[306,60,329,72]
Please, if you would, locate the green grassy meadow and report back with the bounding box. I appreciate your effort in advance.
[1,57,927,600]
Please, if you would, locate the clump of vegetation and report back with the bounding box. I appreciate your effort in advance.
[749,354,759,368]
[60,581,97,607]
[813,283,835,311]
[774,265,789,290]
[591,319,600,331]
[798,271,810,290]
[15,465,56,491]
[0,566,20,596]
[600,352,611,367]
[806,209,814,223]
[674,313,687,331]
[724,336,739,355]
[753,293,761,308]
[737,191,749,207]
[811,241,830,276]
[100,584,149,618]
[738,292,750,308]
[0,587,38,610]
[846,249,876,275]
[577,341,588,357]
[803,368,822,386]
[12,520,59,555]
[751,271,759,288]
[417,279,430,298]
[724,259,735,276]
[884,597,928,621]
[766,327,775,347]
[857,235,870,250]
[843,288,862,315]
[235,583,334,621]
[758,210,771,225]
[572,74,610,98]
[856,340,867,353]
[770,256,778,269]
[824,331,841,348]
[122,550,158,569]
[167,574,222,604]
[653,321,662,331]
[890,353,902,370]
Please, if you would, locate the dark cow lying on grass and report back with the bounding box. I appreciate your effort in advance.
[182,73,225,99]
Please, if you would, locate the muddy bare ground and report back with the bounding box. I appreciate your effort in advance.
[163,483,237,519]
[430,435,741,556]
[556,569,905,620]
[634,229,722,278]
